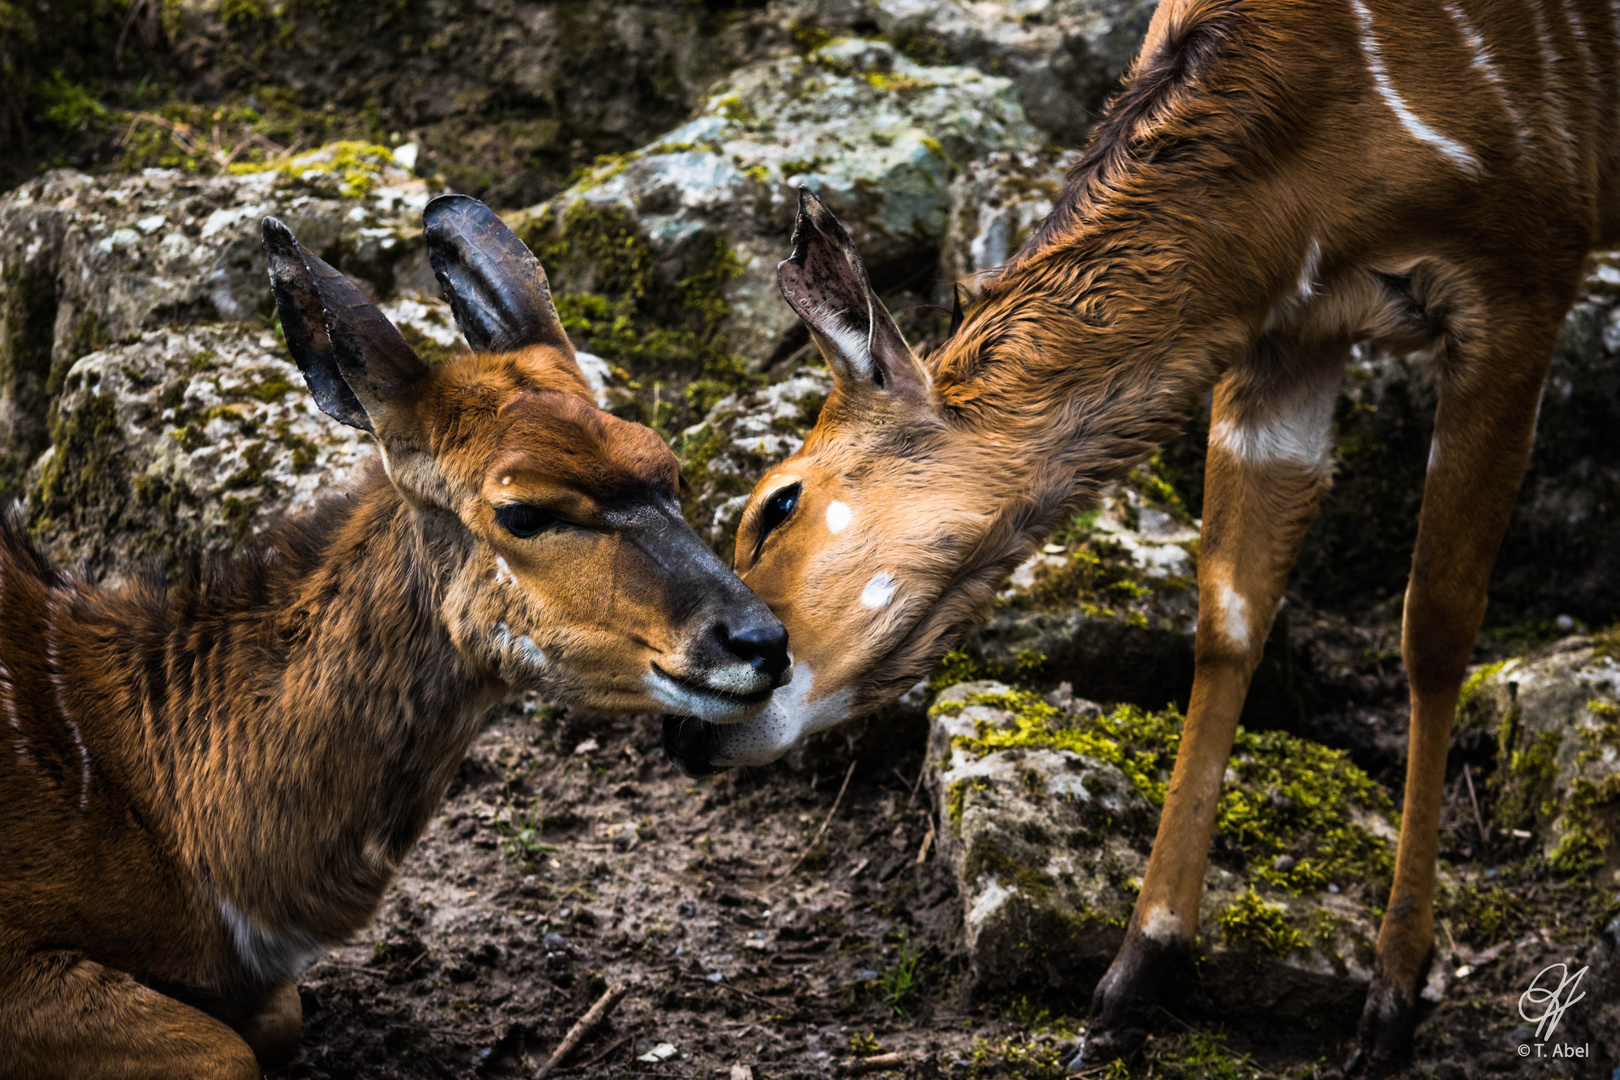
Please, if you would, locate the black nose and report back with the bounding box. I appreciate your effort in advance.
[715,615,791,684]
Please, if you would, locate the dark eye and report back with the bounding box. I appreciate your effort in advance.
[495,503,563,538]
[756,482,801,548]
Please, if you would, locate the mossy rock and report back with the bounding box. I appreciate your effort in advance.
[26,322,383,577]
[1455,637,1620,879]
[928,680,1389,1024]
[511,36,1042,378]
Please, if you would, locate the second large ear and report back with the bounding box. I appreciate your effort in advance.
[777,188,929,400]
[263,217,428,435]
[422,194,573,356]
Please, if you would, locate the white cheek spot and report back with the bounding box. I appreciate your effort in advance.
[860,572,898,610]
[1220,584,1250,651]
[826,501,852,534]
[495,556,517,586]
[500,475,511,485]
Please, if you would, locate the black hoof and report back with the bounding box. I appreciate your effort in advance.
[1071,932,1191,1070]
[1344,974,1421,1078]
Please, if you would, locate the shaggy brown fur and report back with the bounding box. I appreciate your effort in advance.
[0,197,787,1078]
[711,0,1620,1071]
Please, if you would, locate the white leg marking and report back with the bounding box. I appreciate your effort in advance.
[860,572,899,609]
[1140,904,1184,942]
[1208,371,1339,474]
[1348,0,1484,175]
[1428,434,1442,472]
[826,501,853,534]
[1219,583,1251,651]
[1441,1,1530,145]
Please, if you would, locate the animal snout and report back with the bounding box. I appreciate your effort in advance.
[712,612,791,685]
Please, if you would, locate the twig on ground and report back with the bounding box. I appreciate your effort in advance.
[916,819,935,864]
[1463,763,1489,845]
[905,753,928,809]
[573,1032,632,1071]
[839,1052,908,1074]
[777,759,857,880]
[535,983,627,1079]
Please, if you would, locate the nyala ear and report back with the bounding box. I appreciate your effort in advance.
[263,217,428,434]
[777,188,929,401]
[422,194,573,356]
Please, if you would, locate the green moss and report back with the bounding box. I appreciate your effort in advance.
[928,648,986,693]
[395,324,458,367]
[1549,773,1620,878]
[1215,888,1306,955]
[963,836,1052,900]
[532,201,757,439]
[945,687,1395,893]
[28,393,123,533]
[1457,659,1510,719]
[1496,730,1561,829]
[238,375,297,403]
[1436,880,1529,947]
[229,139,398,198]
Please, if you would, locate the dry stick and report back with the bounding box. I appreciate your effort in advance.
[1463,763,1489,845]
[839,1052,907,1074]
[905,752,929,810]
[535,983,627,1079]
[574,1032,633,1071]
[778,759,857,881]
[916,818,936,864]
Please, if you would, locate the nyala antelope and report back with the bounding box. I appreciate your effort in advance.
[665,0,1620,1070]
[0,195,789,1078]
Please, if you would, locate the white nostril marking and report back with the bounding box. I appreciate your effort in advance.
[861,572,898,609]
[826,501,852,534]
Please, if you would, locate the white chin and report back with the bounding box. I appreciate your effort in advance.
[708,665,857,767]
[644,669,770,723]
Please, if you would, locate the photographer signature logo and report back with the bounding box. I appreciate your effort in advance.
[1515,963,1590,1060]
[1520,963,1588,1038]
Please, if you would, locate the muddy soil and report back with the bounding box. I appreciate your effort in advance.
[265,627,1616,1080]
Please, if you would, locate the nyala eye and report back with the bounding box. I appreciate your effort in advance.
[756,482,802,547]
[495,503,562,539]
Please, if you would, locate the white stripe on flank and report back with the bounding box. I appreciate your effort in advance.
[1348,0,1483,175]
[1441,1,1530,144]
[1529,0,1578,166]
[43,613,91,817]
[1297,239,1323,300]
[0,658,27,760]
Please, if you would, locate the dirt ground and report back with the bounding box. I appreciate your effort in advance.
[263,606,1619,1080]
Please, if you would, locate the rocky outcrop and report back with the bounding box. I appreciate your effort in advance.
[0,149,434,500]
[927,680,1397,1021]
[515,36,1043,395]
[1456,638,1620,879]
[943,149,1074,284]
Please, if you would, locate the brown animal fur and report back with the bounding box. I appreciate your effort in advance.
[0,199,787,1078]
[692,0,1619,1071]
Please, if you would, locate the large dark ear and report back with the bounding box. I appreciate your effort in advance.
[422,194,573,356]
[777,188,929,400]
[263,217,428,434]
